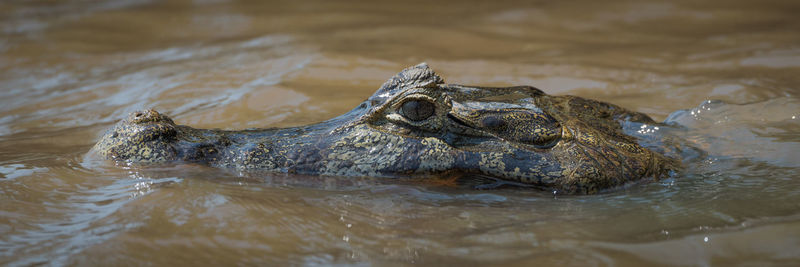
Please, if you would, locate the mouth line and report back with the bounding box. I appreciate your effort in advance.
[446,113,472,128]
[446,113,508,143]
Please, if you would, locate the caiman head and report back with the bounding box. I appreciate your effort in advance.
[319,63,677,193]
[92,63,677,194]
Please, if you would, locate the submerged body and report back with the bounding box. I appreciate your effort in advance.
[92,63,678,194]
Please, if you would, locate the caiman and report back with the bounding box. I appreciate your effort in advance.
[92,63,679,194]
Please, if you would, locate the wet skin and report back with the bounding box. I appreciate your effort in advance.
[92,63,678,194]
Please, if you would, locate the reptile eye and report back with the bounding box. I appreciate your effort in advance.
[401,100,435,121]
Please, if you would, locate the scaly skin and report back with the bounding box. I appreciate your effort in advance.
[92,63,679,194]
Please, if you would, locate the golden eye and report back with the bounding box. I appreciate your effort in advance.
[401,100,435,121]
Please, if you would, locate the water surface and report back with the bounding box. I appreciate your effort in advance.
[2,0,800,265]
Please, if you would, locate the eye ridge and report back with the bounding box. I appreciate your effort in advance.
[401,99,435,121]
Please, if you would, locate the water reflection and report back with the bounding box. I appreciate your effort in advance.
[0,164,47,180]
[741,48,800,68]
[667,98,800,167]
[1,0,800,265]
[1,165,181,265]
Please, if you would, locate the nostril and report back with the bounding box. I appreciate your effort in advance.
[128,109,173,126]
[111,132,118,138]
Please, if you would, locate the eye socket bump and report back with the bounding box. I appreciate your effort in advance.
[400,99,435,121]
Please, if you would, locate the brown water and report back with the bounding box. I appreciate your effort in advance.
[2,0,800,265]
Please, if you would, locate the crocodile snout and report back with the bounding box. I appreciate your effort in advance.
[91,109,179,162]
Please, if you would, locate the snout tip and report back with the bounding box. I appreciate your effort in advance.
[125,109,175,125]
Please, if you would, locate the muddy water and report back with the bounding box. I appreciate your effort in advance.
[2,0,800,265]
